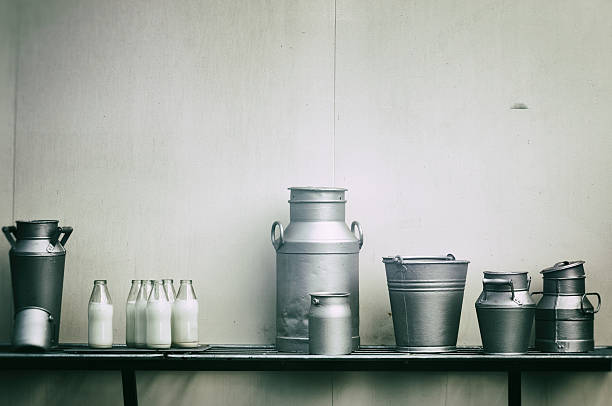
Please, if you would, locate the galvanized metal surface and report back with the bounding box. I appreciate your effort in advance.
[535,260,602,353]
[308,293,352,355]
[272,187,362,353]
[382,254,469,353]
[476,272,535,355]
[2,220,73,350]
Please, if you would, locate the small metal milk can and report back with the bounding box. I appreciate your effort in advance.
[308,292,352,355]
[271,187,363,353]
[535,260,601,353]
[475,271,535,354]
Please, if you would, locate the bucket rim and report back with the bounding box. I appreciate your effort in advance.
[382,255,469,264]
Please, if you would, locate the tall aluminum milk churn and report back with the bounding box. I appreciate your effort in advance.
[271,187,363,353]
[475,271,535,354]
[382,254,469,353]
[308,292,352,355]
[535,260,601,352]
[2,220,73,350]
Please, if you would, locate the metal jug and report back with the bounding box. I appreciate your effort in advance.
[308,292,352,355]
[382,254,469,353]
[3,220,73,350]
[535,260,601,353]
[271,187,363,353]
[475,272,535,354]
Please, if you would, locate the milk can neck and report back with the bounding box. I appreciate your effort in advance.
[290,203,346,221]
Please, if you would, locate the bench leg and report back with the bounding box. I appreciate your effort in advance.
[121,369,138,406]
[508,370,521,406]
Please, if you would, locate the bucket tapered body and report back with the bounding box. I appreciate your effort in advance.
[383,255,469,353]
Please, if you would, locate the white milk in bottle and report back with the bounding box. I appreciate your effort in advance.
[88,280,113,348]
[172,280,199,347]
[146,280,171,349]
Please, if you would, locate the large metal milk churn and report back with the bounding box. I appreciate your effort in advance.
[2,220,73,350]
[271,187,363,353]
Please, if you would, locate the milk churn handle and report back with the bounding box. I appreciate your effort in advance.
[581,292,601,314]
[59,226,73,247]
[270,221,284,251]
[482,279,515,301]
[351,221,363,249]
[2,226,17,248]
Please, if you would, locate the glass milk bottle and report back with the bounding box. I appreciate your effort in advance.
[172,280,199,348]
[163,279,176,303]
[134,280,153,348]
[146,280,171,349]
[125,280,141,347]
[88,280,113,348]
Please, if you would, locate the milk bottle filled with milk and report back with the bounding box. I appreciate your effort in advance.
[134,280,153,348]
[88,280,113,348]
[146,280,171,349]
[125,280,141,347]
[172,280,199,348]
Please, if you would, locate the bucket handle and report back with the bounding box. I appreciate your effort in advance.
[351,221,363,249]
[581,292,601,314]
[270,221,284,251]
[482,278,516,301]
[2,226,17,248]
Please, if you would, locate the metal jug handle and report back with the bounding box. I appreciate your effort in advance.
[59,226,73,247]
[482,278,515,301]
[581,292,601,314]
[2,226,17,248]
[527,275,532,290]
[270,221,284,251]
[554,261,570,267]
[351,221,363,249]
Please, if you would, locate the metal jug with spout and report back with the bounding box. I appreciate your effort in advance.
[3,220,73,350]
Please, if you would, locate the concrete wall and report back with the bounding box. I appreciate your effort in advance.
[1,0,611,404]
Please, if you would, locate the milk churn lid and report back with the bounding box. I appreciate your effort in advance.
[540,260,585,276]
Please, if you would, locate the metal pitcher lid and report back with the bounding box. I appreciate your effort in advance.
[540,260,585,274]
[382,254,469,264]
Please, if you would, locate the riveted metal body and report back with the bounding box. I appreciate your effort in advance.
[475,272,535,354]
[272,187,363,353]
[535,260,601,353]
[2,220,73,350]
[308,292,352,355]
[382,254,469,353]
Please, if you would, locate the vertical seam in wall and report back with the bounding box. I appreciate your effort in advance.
[332,0,336,187]
[11,1,20,222]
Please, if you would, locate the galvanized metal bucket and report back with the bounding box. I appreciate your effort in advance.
[475,272,535,354]
[308,292,352,355]
[382,254,469,353]
[535,260,601,353]
[272,187,363,353]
